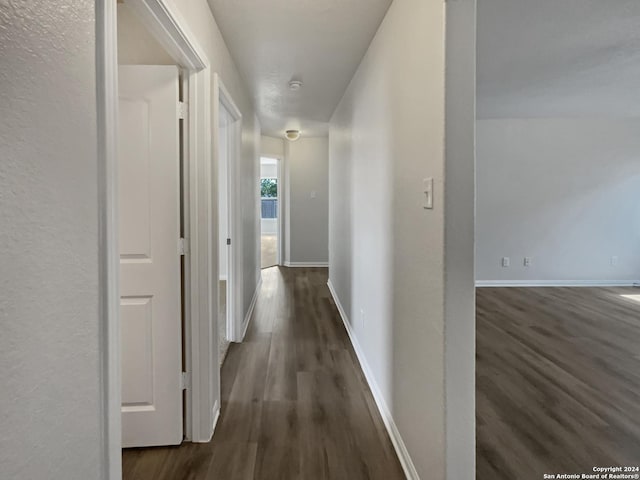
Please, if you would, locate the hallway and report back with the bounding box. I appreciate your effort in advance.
[123,267,404,479]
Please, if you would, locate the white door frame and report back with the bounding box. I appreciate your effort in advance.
[276,157,284,266]
[259,155,284,266]
[97,1,219,478]
[214,74,244,343]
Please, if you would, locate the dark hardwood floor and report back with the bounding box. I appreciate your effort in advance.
[123,267,405,480]
[477,286,640,480]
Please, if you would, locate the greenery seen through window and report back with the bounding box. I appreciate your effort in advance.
[261,178,277,198]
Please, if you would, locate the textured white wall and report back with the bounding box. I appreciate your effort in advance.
[170,0,261,316]
[328,0,461,477]
[0,1,103,478]
[477,118,640,284]
[286,137,329,264]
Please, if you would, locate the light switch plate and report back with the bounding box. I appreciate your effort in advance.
[423,178,433,209]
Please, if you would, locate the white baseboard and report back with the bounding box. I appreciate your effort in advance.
[326,280,420,480]
[240,276,262,340]
[476,279,640,287]
[284,261,328,268]
[195,399,220,443]
[210,400,220,440]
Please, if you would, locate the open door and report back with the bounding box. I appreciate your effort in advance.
[260,157,279,269]
[118,65,183,448]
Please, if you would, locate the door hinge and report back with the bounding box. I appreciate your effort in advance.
[179,237,189,256]
[180,372,191,391]
[227,238,231,246]
[178,101,188,120]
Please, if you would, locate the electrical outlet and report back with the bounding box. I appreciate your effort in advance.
[611,256,619,266]
[524,257,532,267]
[502,257,510,268]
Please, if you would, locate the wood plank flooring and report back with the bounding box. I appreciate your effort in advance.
[477,287,640,480]
[123,266,405,480]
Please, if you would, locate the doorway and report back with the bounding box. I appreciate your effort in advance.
[117,1,185,448]
[217,102,240,362]
[101,0,219,475]
[260,157,280,269]
[215,76,243,347]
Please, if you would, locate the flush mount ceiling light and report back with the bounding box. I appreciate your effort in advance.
[285,130,301,141]
[288,80,303,91]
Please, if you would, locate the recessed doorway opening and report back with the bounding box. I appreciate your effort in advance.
[260,157,280,269]
[217,89,242,361]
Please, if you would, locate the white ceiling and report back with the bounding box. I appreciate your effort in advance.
[478,0,640,119]
[207,0,392,137]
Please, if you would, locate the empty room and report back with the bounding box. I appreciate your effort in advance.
[476,1,640,478]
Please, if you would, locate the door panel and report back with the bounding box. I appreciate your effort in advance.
[119,97,151,258]
[118,65,183,448]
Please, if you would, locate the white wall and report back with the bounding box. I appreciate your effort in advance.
[169,0,261,318]
[0,1,103,478]
[444,0,476,477]
[117,3,174,65]
[286,137,329,265]
[329,0,475,477]
[261,135,284,159]
[477,118,640,284]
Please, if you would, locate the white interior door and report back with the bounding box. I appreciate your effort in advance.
[118,65,183,448]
